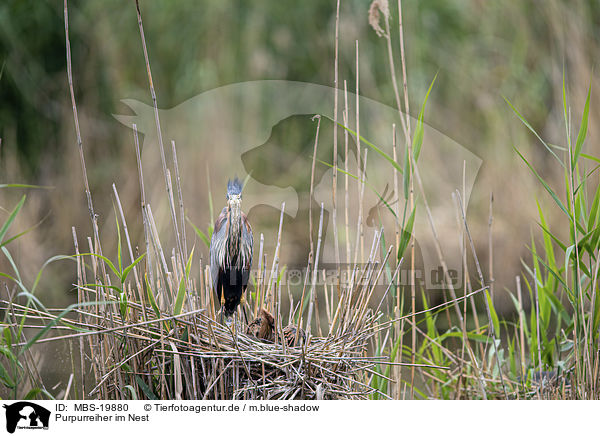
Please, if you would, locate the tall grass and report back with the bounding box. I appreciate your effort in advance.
[506,76,598,398]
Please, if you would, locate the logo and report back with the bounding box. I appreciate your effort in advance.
[3,402,50,433]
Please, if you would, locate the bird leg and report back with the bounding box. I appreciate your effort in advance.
[219,294,225,324]
[241,303,249,326]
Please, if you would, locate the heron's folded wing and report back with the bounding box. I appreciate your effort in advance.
[241,213,254,270]
[210,208,228,290]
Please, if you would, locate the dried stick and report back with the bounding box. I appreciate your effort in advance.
[306,204,324,332]
[64,0,108,287]
[309,115,321,255]
[332,0,341,269]
[455,190,507,398]
[134,0,184,267]
[171,140,188,259]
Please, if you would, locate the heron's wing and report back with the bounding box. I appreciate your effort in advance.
[210,207,228,291]
[241,212,253,271]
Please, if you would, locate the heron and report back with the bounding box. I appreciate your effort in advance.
[246,308,275,342]
[210,177,253,323]
[282,324,305,347]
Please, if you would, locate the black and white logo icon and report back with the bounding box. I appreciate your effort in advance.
[3,402,50,433]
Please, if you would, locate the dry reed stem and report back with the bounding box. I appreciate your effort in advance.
[332,0,340,269]
[171,140,188,258]
[265,203,286,309]
[305,204,324,333]
[455,189,507,398]
[134,0,186,271]
[63,0,104,280]
[354,40,364,263]
[309,115,321,256]
[343,80,351,266]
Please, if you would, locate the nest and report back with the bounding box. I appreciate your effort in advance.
[162,312,383,399]
[2,282,394,401]
[65,283,390,400]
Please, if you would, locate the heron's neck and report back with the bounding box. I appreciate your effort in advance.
[228,204,242,247]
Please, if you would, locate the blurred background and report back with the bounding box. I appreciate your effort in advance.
[0,0,599,314]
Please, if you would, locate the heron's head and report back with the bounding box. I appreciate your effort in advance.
[226,177,243,218]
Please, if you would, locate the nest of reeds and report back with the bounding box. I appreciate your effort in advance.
[78,303,387,400]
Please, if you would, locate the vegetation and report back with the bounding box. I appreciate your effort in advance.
[0,1,599,400]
